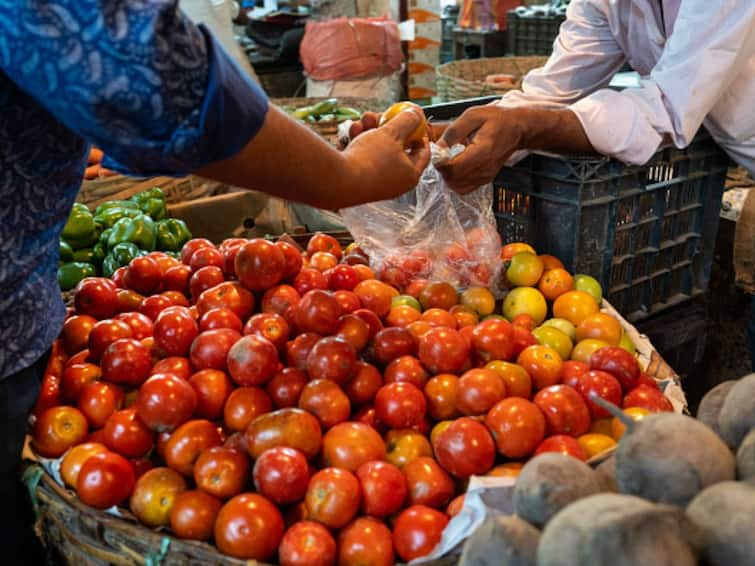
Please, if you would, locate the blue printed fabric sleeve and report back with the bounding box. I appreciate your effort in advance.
[0,0,268,176]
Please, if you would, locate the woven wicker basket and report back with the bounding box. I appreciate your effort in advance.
[436,56,548,102]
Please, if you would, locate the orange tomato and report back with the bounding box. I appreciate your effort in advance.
[419,282,458,311]
[611,407,650,440]
[354,279,397,318]
[487,462,523,478]
[449,305,479,328]
[406,321,434,341]
[60,442,108,489]
[588,418,614,436]
[309,252,338,272]
[539,255,565,271]
[485,361,532,399]
[538,268,574,301]
[459,287,495,316]
[386,305,422,327]
[517,345,563,390]
[384,429,433,469]
[511,313,536,331]
[501,242,536,262]
[577,433,617,459]
[553,290,600,326]
[352,264,375,282]
[379,101,427,145]
[421,308,457,329]
[575,312,623,346]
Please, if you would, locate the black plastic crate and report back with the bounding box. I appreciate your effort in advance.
[493,132,729,322]
[507,10,566,55]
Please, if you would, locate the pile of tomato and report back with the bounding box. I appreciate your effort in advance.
[31,234,674,565]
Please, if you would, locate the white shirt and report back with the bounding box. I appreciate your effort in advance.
[497,0,755,174]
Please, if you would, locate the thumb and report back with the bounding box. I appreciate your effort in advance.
[440,111,486,148]
[381,108,425,142]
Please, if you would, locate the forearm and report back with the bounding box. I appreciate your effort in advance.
[197,105,352,210]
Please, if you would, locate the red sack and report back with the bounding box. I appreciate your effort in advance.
[300,17,402,81]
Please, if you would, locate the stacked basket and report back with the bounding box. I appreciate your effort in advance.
[435,56,548,102]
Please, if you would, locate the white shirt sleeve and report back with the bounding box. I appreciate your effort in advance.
[570,0,755,165]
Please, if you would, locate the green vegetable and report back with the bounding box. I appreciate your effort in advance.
[156,218,192,252]
[94,205,143,229]
[310,98,338,116]
[59,240,74,263]
[318,113,336,122]
[165,251,180,260]
[336,107,362,120]
[72,247,96,264]
[102,242,145,278]
[62,203,98,249]
[130,187,167,220]
[92,240,107,264]
[58,262,96,291]
[93,200,139,217]
[107,213,157,251]
[293,106,314,119]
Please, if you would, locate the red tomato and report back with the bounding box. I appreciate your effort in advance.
[163,265,192,294]
[422,307,458,329]
[261,285,301,316]
[114,312,154,340]
[124,256,161,294]
[306,337,357,384]
[299,379,351,429]
[325,265,358,291]
[333,290,361,315]
[285,332,322,370]
[139,294,173,321]
[129,467,187,528]
[153,306,199,357]
[373,327,417,365]
[274,241,303,280]
[623,384,673,412]
[533,385,591,437]
[198,307,242,333]
[294,290,341,336]
[534,435,587,461]
[266,367,308,408]
[293,268,329,296]
[511,326,539,359]
[181,238,215,265]
[355,460,406,517]
[471,318,515,362]
[61,315,97,355]
[562,360,590,388]
[424,374,461,421]
[136,373,197,432]
[305,467,361,529]
[227,334,279,387]
[244,313,290,350]
[354,405,385,434]
[352,308,384,339]
[574,370,623,419]
[170,489,222,541]
[589,346,641,392]
[164,419,223,476]
[151,357,191,380]
[321,422,386,471]
[393,505,449,562]
[111,266,128,288]
[101,338,152,386]
[419,282,458,311]
[189,246,224,271]
[189,266,224,300]
[310,252,338,272]
[456,368,507,416]
[338,517,395,566]
[74,278,118,320]
[418,327,470,374]
[88,319,132,361]
[485,397,546,459]
[224,387,273,432]
[189,328,241,371]
[307,233,342,260]
[115,289,145,314]
[103,407,154,458]
[77,451,135,509]
[246,408,323,460]
[234,239,286,291]
[253,446,310,504]
[214,493,284,560]
[194,446,249,500]
[432,417,495,478]
[375,382,426,429]
[61,362,102,402]
[196,281,255,321]
[78,381,124,428]
[189,369,234,420]
[403,456,455,509]
[636,372,660,390]
[279,521,337,566]
[60,442,108,489]
[384,355,429,389]
[343,361,383,406]
[335,314,371,351]
[32,406,88,458]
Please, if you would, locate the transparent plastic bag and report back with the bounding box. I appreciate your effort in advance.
[341,144,503,294]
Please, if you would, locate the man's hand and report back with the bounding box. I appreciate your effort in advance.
[437,105,524,194]
[437,105,596,194]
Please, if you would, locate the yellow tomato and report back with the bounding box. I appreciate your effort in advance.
[619,332,637,354]
[571,338,610,363]
[577,433,617,459]
[506,252,544,287]
[379,101,427,144]
[460,287,496,316]
[575,312,623,346]
[540,318,577,341]
[385,429,433,469]
[532,326,573,361]
[503,287,548,325]
[611,407,651,440]
[501,242,536,262]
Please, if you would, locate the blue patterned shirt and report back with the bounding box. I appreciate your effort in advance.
[0,1,268,378]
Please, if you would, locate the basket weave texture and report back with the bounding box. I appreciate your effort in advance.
[436,56,548,102]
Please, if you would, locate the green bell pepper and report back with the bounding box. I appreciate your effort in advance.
[58,262,96,291]
[92,239,107,264]
[94,205,143,229]
[107,213,157,251]
[62,203,97,249]
[155,218,192,252]
[94,200,140,218]
[72,247,96,264]
[102,242,145,278]
[165,251,180,260]
[59,240,74,263]
[130,187,167,220]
